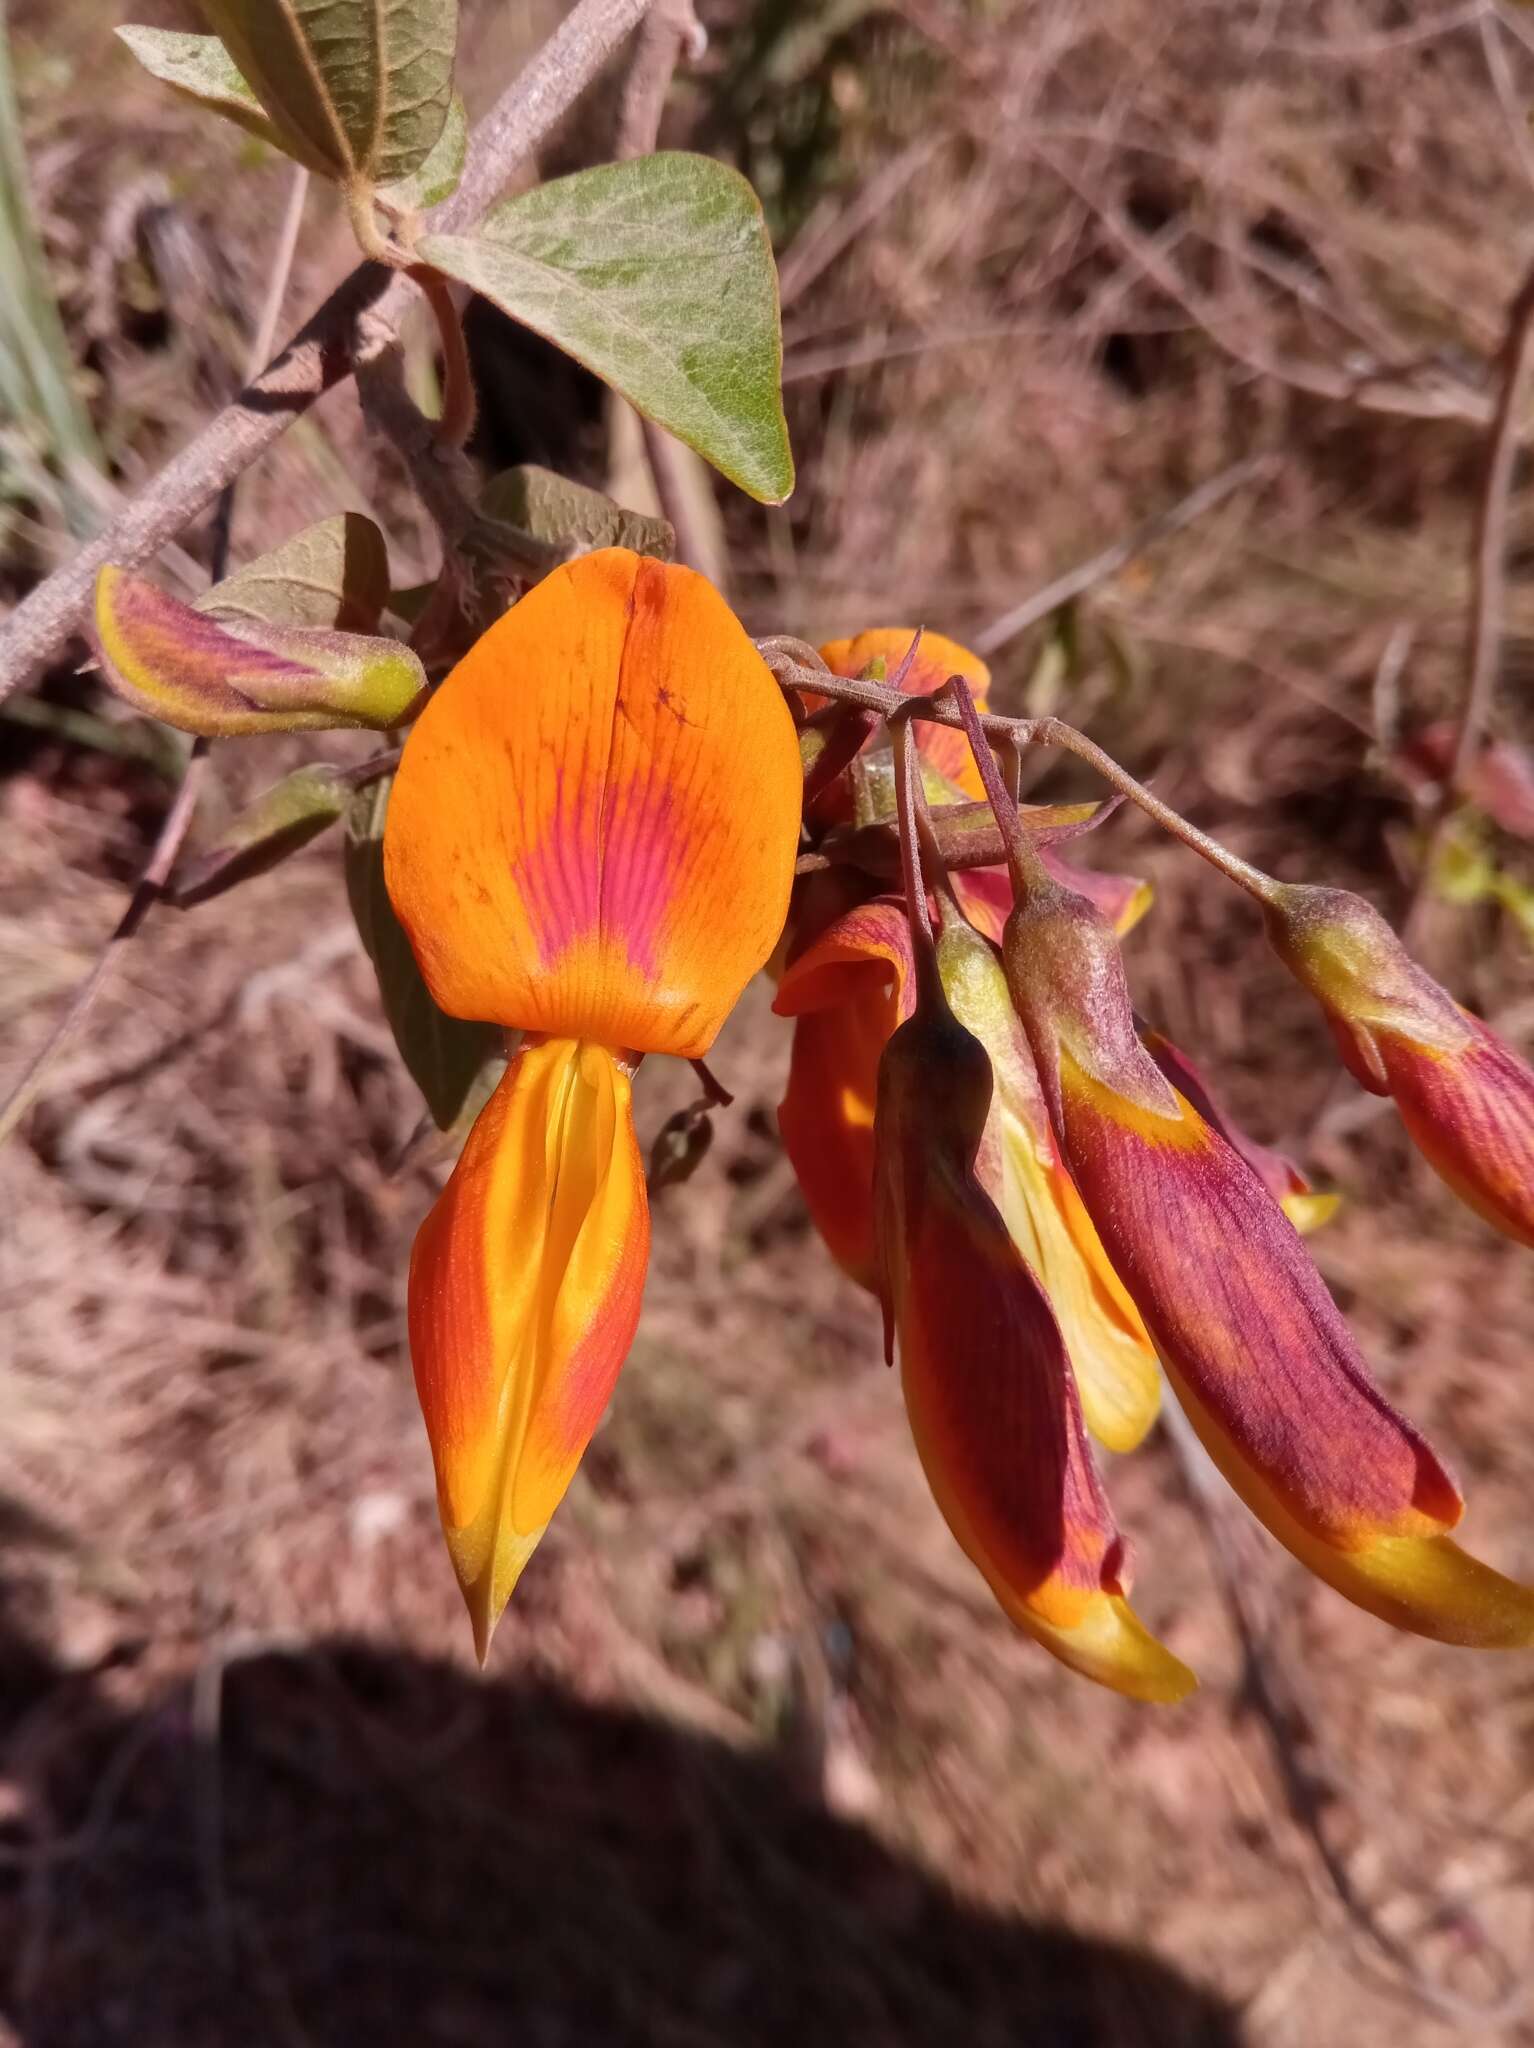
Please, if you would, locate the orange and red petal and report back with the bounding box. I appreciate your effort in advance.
[408,1036,649,1656]
[774,900,915,1288]
[876,1015,1194,1701]
[1142,1028,1331,1222]
[817,627,992,797]
[1379,1015,1534,1250]
[1056,1054,1534,1644]
[385,549,801,1059]
[936,915,1161,1452]
[778,1006,884,1288]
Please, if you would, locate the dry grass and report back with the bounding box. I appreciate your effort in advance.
[4,1,1534,2042]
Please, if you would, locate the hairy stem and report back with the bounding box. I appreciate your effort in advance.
[411,267,478,450]
[891,717,943,1012]
[763,644,1279,902]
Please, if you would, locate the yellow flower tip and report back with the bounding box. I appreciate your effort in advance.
[1321,1532,1534,1650]
[447,1515,547,1666]
[1019,1592,1198,1705]
[1165,1363,1534,1648]
[1280,1189,1341,1234]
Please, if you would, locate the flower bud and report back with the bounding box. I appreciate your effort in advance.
[94,565,426,737]
[1265,883,1534,1247]
[873,996,1192,1702]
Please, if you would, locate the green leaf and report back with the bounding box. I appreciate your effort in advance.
[345,777,504,1129]
[378,91,466,212]
[95,565,426,738]
[419,153,795,504]
[195,0,458,186]
[115,27,292,158]
[201,513,391,633]
[171,764,354,908]
[479,465,674,560]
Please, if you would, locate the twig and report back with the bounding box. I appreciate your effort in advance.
[971,455,1279,657]
[0,741,208,1145]
[761,641,1275,899]
[1403,256,1534,948]
[0,165,312,1145]
[1161,1397,1525,2026]
[0,0,657,700]
[615,0,716,573]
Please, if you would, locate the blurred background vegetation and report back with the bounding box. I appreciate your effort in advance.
[3,1,1534,2041]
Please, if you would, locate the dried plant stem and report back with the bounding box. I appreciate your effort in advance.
[1403,256,1534,948]
[1162,1397,1523,2026]
[972,454,1279,658]
[0,740,208,1147]
[0,0,657,701]
[0,163,312,1145]
[615,0,712,571]
[890,717,943,1011]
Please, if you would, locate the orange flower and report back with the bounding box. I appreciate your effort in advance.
[935,909,1161,1452]
[817,628,992,798]
[386,550,801,1651]
[774,900,915,1289]
[1001,878,1534,1647]
[874,982,1193,1701]
[1266,884,1534,1248]
[775,896,1161,1453]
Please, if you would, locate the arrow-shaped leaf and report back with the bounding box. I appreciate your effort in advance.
[419,153,795,504]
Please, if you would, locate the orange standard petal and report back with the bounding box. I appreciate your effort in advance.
[875,1008,1193,1702]
[408,1036,649,1657]
[817,628,992,797]
[1056,1050,1534,1647]
[384,548,802,1058]
[774,900,915,1289]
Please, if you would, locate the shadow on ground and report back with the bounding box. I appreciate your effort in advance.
[0,1610,1241,2047]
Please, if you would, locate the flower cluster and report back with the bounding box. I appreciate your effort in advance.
[385,556,1534,1692]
